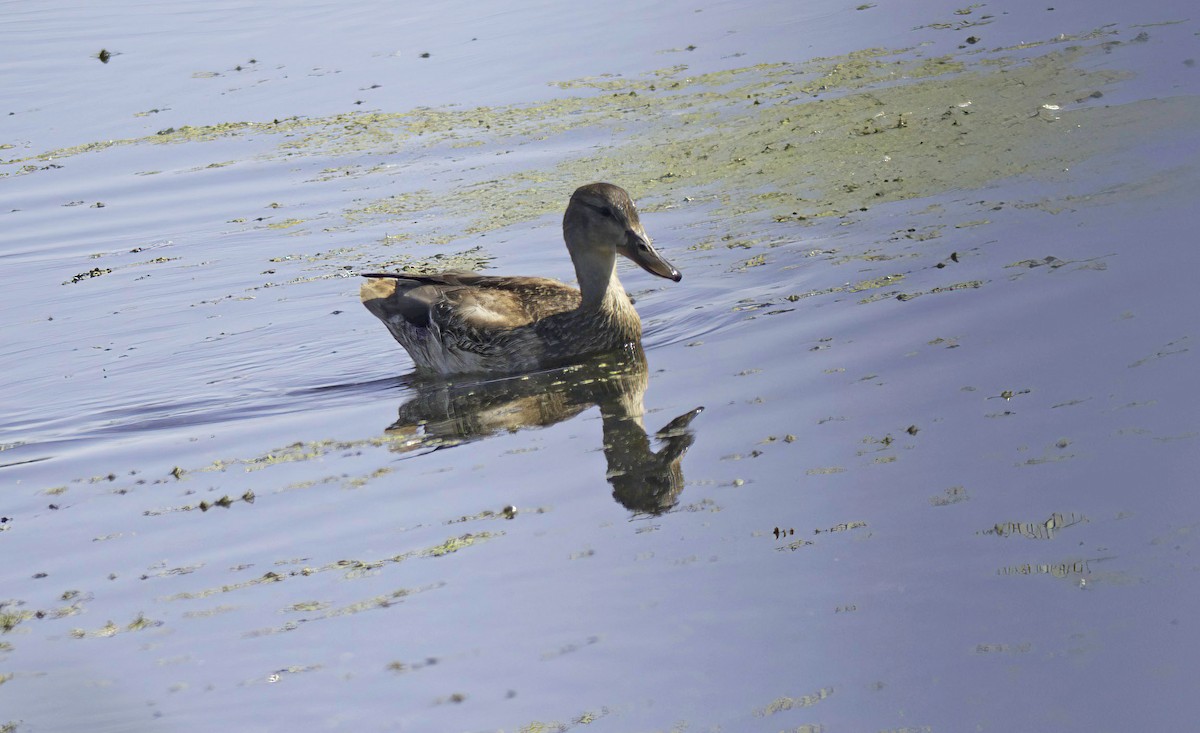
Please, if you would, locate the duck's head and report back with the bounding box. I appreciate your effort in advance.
[563,183,681,283]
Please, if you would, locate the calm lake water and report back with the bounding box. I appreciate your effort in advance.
[3,1,1199,731]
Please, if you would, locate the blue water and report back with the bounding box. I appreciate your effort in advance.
[2,1,1199,731]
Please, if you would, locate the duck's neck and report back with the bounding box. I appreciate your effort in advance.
[572,249,642,340]
[572,247,615,307]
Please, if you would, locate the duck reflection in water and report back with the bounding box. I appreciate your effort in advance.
[382,346,702,515]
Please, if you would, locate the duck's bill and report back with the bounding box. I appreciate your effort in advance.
[622,231,682,282]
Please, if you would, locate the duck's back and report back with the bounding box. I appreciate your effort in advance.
[362,272,579,324]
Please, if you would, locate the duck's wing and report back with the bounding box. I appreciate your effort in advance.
[361,273,580,331]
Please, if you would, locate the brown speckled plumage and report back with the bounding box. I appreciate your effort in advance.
[360,183,681,375]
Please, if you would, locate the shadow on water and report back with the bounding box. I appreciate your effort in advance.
[381,346,704,515]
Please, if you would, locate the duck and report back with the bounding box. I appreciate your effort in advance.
[360,182,681,375]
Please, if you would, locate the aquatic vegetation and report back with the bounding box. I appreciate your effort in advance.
[3,30,1138,266]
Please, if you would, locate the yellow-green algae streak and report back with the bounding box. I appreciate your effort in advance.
[2,29,1150,249]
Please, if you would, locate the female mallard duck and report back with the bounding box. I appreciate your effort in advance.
[360,183,681,375]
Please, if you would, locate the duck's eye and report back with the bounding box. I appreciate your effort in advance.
[599,206,615,219]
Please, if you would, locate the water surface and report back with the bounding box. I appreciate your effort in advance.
[2,1,1199,731]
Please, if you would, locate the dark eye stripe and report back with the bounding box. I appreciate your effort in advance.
[584,201,617,219]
